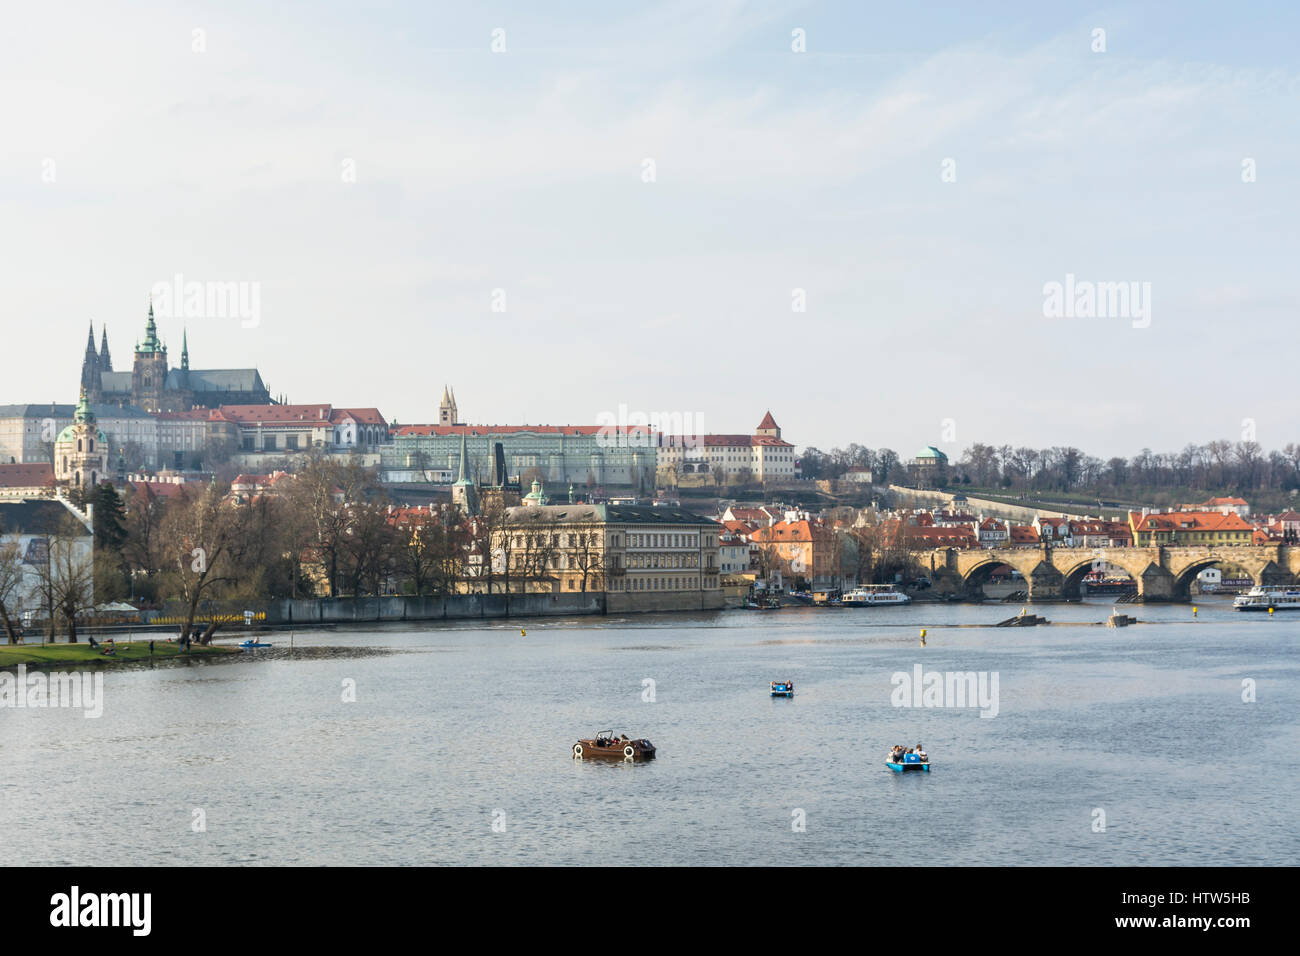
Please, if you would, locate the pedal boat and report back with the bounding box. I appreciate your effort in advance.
[573,730,656,761]
[885,753,930,772]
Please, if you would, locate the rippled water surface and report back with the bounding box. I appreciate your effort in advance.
[4,598,1297,865]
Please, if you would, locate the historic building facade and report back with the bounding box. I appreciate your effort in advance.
[53,390,110,490]
[80,301,272,413]
[490,503,724,612]
[656,411,797,484]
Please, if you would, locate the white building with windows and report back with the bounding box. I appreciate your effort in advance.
[657,411,797,484]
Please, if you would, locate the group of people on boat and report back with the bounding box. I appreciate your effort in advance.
[889,744,927,763]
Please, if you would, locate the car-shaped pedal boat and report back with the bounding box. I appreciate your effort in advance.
[885,752,930,772]
[770,680,794,698]
[573,730,656,761]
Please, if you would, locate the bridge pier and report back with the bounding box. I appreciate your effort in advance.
[1025,561,1065,602]
[1138,564,1177,602]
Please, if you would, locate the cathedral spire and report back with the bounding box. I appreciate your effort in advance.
[99,325,112,371]
[141,296,160,352]
[181,328,189,370]
[81,322,103,395]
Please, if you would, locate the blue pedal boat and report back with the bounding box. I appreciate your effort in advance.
[770,680,794,698]
[239,639,272,649]
[885,752,930,772]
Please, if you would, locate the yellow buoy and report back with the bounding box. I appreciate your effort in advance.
[1268,607,1274,615]
[1192,606,1198,616]
[920,627,927,646]
[521,628,527,635]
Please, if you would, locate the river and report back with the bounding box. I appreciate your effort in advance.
[4,596,1296,865]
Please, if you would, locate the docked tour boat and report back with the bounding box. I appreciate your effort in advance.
[842,584,911,607]
[572,731,656,761]
[770,680,794,698]
[1233,585,1300,611]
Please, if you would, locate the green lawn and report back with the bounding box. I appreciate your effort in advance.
[0,641,238,668]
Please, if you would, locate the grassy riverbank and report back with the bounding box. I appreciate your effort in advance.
[0,642,238,668]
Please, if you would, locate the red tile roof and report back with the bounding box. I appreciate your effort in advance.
[1131,510,1253,533]
[218,404,333,424]
[127,480,189,499]
[0,462,54,487]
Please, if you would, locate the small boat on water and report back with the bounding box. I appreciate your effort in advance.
[885,751,930,773]
[239,639,273,649]
[1233,585,1300,611]
[770,680,794,698]
[573,730,656,761]
[842,584,911,607]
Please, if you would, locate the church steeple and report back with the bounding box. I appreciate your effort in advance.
[140,297,161,353]
[80,322,102,395]
[180,328,190,371]
[74,385,95,425]
[451,429,479,515]
[99,325,112,371]
[439,385,459,426]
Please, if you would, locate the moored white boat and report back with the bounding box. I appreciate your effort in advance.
[1233,585,1300,611]
[842,584,911,607]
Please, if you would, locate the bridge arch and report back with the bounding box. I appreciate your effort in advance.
[1054,554,1137,601]
[958,556,1026,600]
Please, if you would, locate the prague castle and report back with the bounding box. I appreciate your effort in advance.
[79,301,272,414]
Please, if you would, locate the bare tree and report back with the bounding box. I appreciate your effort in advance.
[569,528,605,592]
[160,483,237,644]
[0,539,25,643]
[33,516,96,643]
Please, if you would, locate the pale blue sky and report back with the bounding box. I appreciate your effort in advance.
[2,1,1296,457]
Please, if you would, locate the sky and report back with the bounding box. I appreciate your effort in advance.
[2,1,1297,461]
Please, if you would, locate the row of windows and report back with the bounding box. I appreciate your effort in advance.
[628,532,704,549]
[629,553,701,569]
[614,575,717,591]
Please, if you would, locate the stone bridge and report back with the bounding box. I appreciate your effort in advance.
[918,544,1300,602]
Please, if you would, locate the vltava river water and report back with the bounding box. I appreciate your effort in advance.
[5,597,1296,865]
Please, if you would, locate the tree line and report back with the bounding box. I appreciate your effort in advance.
[800,440,1300,504]
[0,458,611,644]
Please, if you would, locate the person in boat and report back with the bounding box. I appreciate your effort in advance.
[916,743,927,762]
